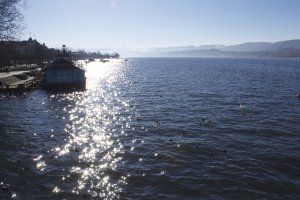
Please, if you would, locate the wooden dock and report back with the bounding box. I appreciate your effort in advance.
[0,70,41,95]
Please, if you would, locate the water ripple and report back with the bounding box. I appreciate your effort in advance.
[1,58,300,199]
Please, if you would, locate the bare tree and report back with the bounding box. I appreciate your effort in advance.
[0,0,25,40]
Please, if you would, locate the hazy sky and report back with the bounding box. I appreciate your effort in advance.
[21,0,300,50]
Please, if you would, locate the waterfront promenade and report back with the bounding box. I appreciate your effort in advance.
[0,69,41,95]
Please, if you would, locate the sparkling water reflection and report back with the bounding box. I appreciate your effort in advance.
[49,59,131,198]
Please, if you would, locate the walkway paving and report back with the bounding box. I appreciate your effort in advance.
[0,71,30,79]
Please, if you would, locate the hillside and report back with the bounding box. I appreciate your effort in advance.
[123,39,300,58]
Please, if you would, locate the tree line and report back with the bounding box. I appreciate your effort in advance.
[72,49,120,60]
[0,38,121,68]
[0,38,60,68]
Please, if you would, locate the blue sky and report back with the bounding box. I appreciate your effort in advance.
[21,0,300,50]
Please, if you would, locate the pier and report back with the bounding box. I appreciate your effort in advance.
[0,69,41,95]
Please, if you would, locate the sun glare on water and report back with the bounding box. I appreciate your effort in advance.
[45,59,132,198]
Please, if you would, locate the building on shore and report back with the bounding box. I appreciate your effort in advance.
[42,52,86,90]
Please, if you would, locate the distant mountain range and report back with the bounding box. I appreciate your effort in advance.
[216,39,300,52]
[122,39,300,58]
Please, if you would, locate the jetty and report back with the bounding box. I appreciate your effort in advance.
[0,69,41,95]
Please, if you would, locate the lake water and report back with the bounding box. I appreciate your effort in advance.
[1,57,300,199]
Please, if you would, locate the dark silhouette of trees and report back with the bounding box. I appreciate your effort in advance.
[0,42,17,67]
[0,0,25,40]
[0,38,60,69]
[71,50,121,60]
[111,52,120,58]
[0,36,121,69]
